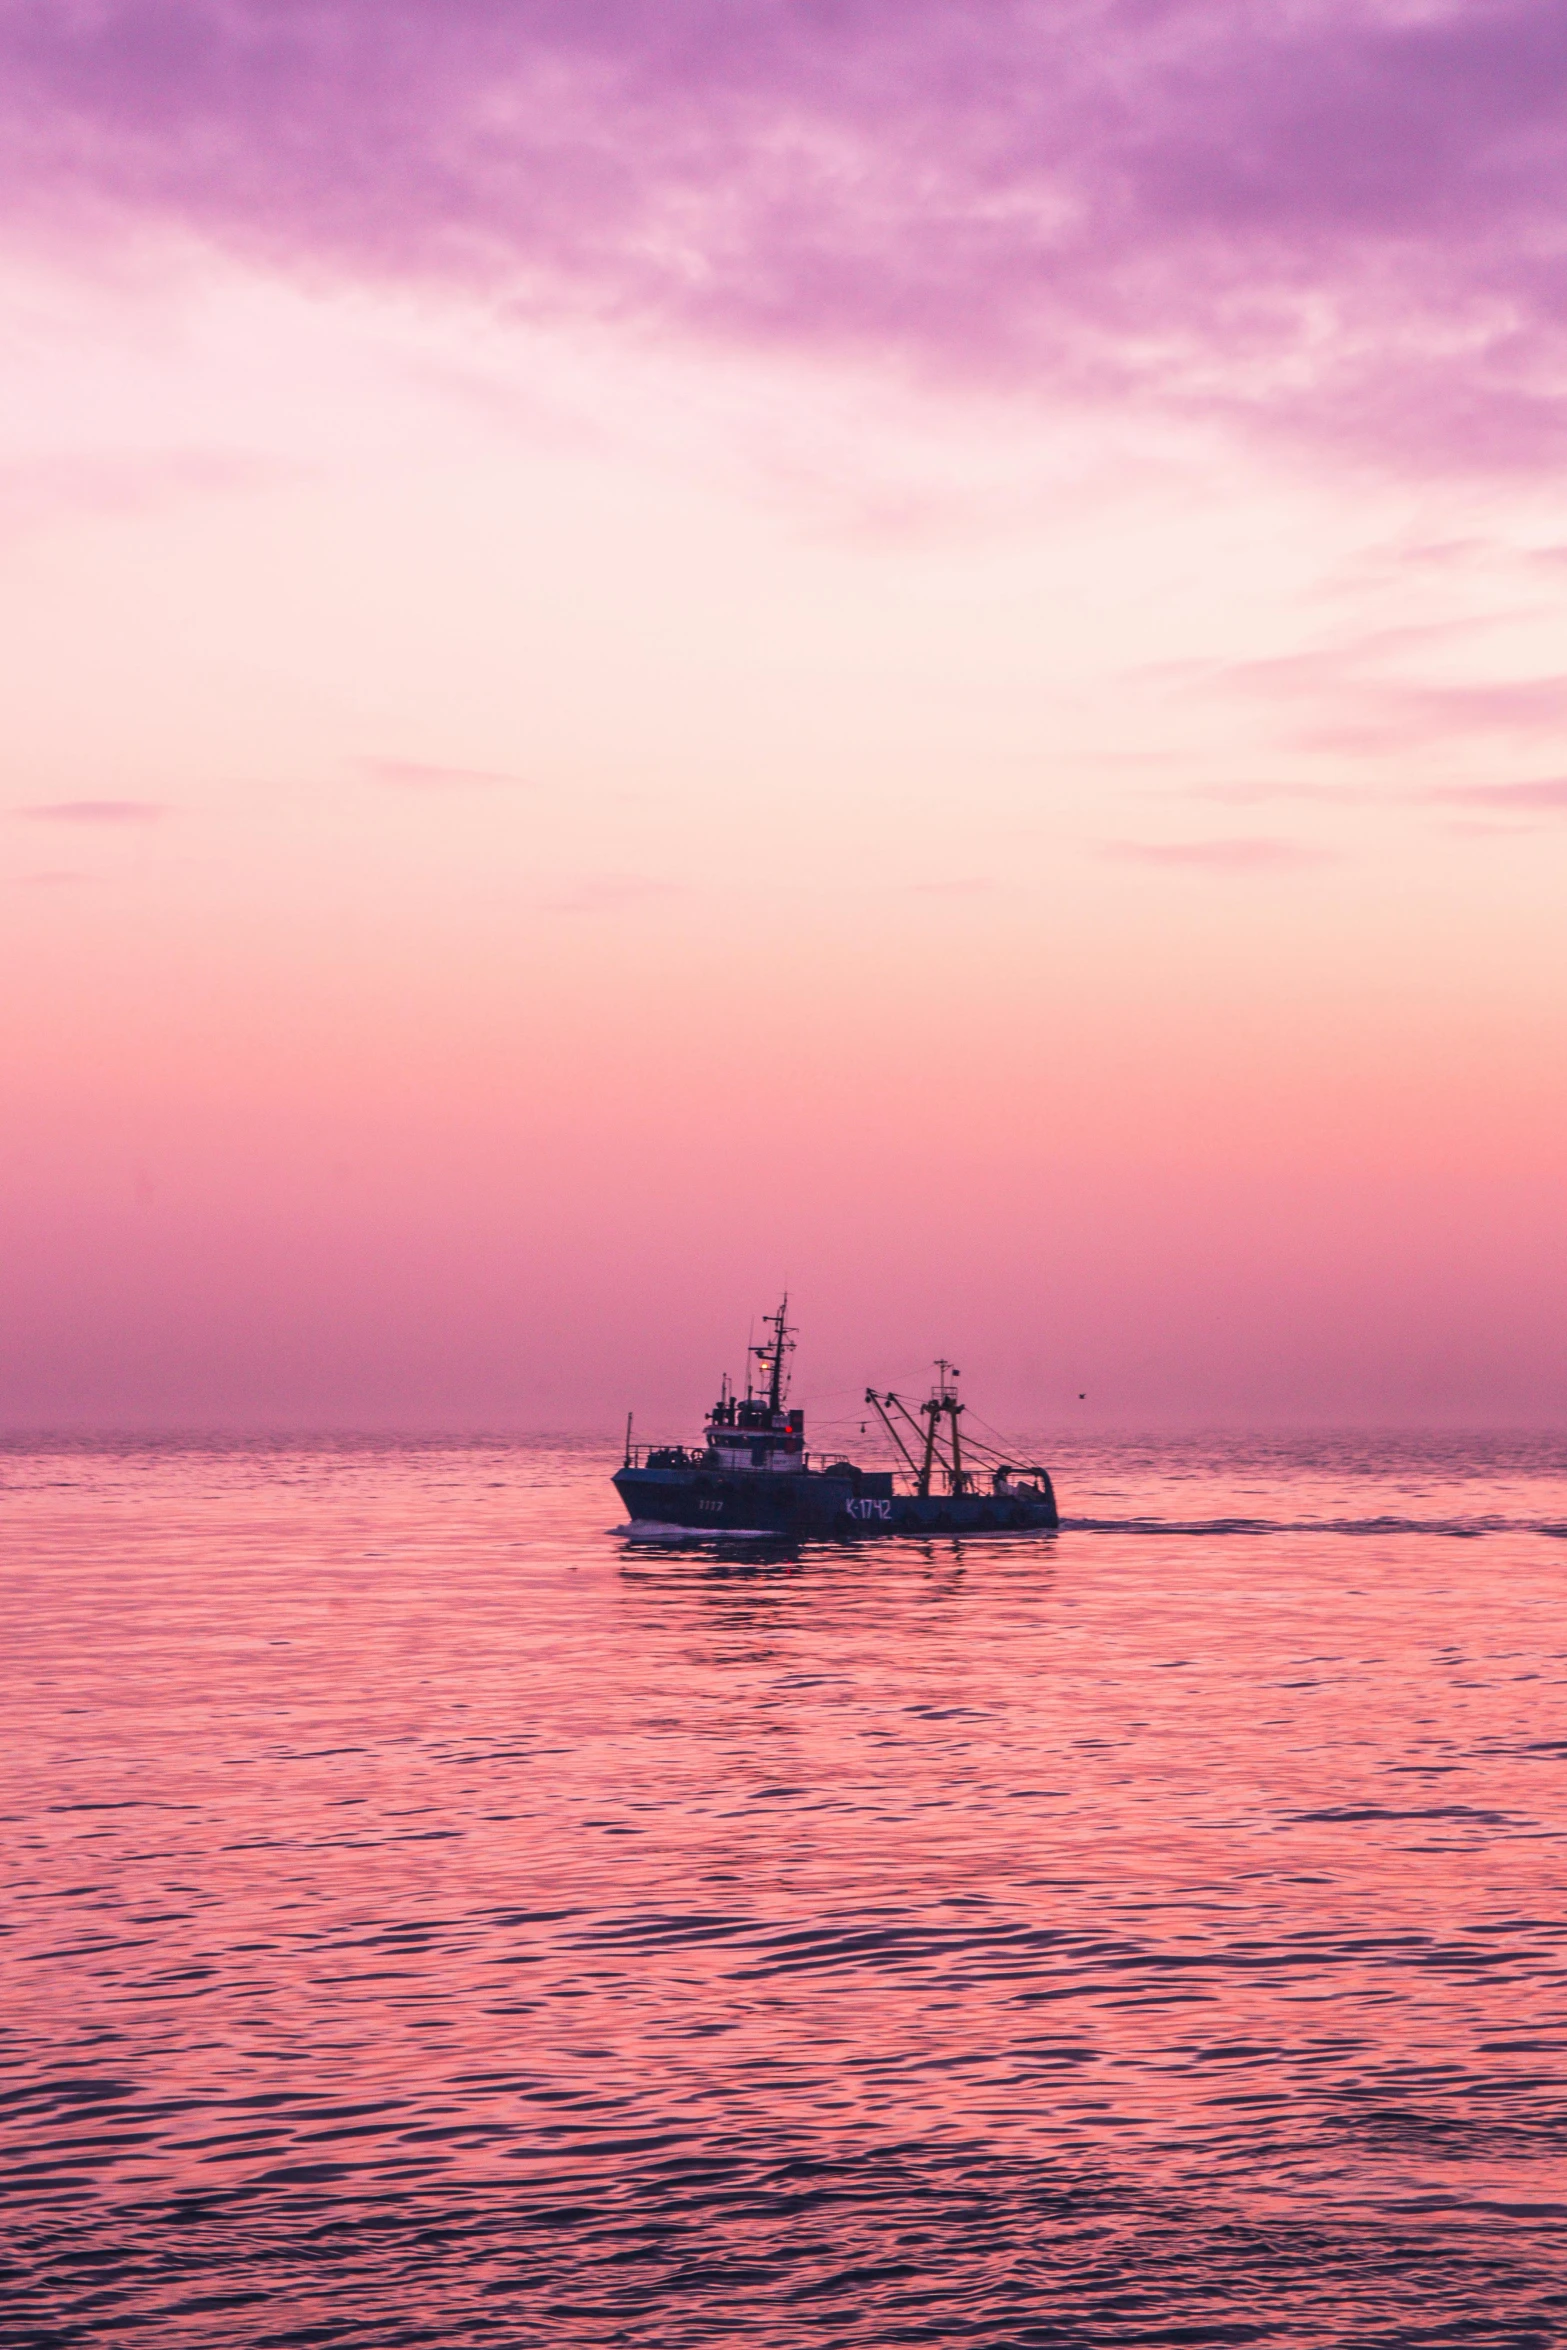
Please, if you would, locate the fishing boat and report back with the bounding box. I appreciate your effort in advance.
[613,1299,1058,1538]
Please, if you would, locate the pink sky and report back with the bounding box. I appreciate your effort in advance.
[2,1,1564,1428]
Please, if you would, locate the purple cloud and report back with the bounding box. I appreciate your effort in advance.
[3,4,1567,472]
[18,798,164,822]
[1105,837,1335,872]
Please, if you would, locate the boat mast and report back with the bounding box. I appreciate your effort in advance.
[920,1360,966,1496]
[947,1390,966,1494]
[918,1390,940,1497]
[866,1389,923,1481]
[755,1294,793,1414]
[868,1381,960,1495]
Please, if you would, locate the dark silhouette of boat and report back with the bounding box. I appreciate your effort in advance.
[613,1299,1058,1538]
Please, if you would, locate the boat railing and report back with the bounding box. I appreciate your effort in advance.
[623,1443,704,1471]
[621,1443,827,1473]
[622,1446,923,1489]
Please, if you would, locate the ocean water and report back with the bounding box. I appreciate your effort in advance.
[4,1432,1567,2348]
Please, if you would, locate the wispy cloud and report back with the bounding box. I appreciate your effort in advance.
[1388,678,1567,743]
[17,799,164,823]
[1430,776,1567,811]
[0,451,292,541]
[1437,818,1540,840]
[3,5,1567,476]
[1105,838,1335,874]
[1186,781,1382,808]
[1214,640,1567,756]
[357,757,534,789]
[1184,773,1567,821]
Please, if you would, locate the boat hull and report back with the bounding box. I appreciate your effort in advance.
[613,1464,1058,1538]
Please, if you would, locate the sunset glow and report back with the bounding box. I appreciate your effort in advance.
[3,2,1564,1426]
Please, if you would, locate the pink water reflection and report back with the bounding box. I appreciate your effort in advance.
[4,1434,1566,2343]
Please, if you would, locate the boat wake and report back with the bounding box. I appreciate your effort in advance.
[1062,1513,1567,1539]
[619,1520,784,1543]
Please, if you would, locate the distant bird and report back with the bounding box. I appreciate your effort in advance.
[1078,1392,1086,1400]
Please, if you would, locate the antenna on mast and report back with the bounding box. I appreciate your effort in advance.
[751,1294,795,1415]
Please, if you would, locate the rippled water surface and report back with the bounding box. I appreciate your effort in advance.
[4,1433,1567,2347]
